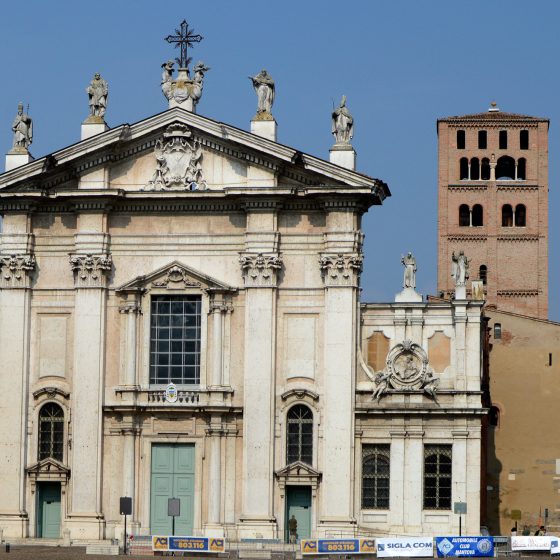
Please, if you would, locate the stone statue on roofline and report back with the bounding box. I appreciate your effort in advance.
[250,69,275,119]
[332,95,354,145]
[86,73,109,122]
[451,250,470,287]
[11,102,33,153]
[401,252,416,289]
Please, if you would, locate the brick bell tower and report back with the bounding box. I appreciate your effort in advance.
[437,103,549,319]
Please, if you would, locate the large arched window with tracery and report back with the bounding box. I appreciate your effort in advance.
[286,404,313,465]
[38,403,64,461]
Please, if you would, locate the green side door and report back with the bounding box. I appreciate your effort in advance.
[150,443,195,535]
[286,486,311,543]
[38,482,61,538]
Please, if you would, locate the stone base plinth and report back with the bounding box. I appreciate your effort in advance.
[395,287,423,302]
[5,151,33,172]
[236,518,277,540]
[329,145,356,170]
[455,285,467,300]
[0,513,28,538]
[251,118,277,142]
[81,120,109,140]
[316,519,356,538]
[65,513,105,540]
[204,522,225,537]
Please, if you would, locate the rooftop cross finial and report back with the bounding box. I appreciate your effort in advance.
[165,20,203,70]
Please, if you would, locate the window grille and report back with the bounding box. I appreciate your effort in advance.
[423,445,452,510]
[362,444,390,509]
[149,295,201,385]
[38,403,64,461]
[286,405,313,465]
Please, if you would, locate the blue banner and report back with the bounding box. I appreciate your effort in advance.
[436,537,494,557]
[152,536,226,553]
[301,539,375,555]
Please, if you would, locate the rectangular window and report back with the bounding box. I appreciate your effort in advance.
[362,444,390,509]
[478,130,487,149]
[520,130,529,150]
[149,295,202,385]
[423,445,452,510]
[456,130,465,149]
[499,130,508,149]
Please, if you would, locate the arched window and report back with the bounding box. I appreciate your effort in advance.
[502,205,513,227]
[362,445,390,509]
[520,130,529,150]
[478,130,487,149]
[470,157,480,180]
[499,130,508,149]
[472,204,483,226]
[479,265,487,285]
[287,404,313,465]
[459,157,469,180]
[494,323,502,339]
[457,130,465,149]
[489,406,500,428]
[459,204,470,226]
[517,158,526,180]
[515,204,526,227]
[496,156,515,180]
[38,403,64,461]
[481,158,490,180]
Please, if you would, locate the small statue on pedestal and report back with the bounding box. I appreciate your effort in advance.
[250,69,275,118]
[86,73,109,121]
[332,95,354,145]
[11,103,33,152]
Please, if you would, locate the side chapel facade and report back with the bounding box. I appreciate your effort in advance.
[0,71,485,541]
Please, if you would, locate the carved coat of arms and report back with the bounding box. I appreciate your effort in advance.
[146,123,204,190]
[363,339,439,402]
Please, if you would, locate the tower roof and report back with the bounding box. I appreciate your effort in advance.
[438,109,549,126]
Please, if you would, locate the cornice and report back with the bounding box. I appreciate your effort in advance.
[497,234,539,242]
[497,289,540,297]
[446,234,487,242]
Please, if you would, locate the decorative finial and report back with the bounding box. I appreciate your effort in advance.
[249,70,275,120]
[10,101,33,154]
[488,101,500,112]
[85,73,109,124]
[331,96,354,145]
[161,20,209,112]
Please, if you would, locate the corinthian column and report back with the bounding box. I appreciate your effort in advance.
[119,299,141,387]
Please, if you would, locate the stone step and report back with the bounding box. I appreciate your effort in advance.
[86,543,120,555]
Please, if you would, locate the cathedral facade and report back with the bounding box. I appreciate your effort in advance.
[0,44,485,543]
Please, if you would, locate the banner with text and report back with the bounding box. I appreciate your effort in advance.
[151,536,226,553]
[435,537,494,557]
[301,538,376,555]
[550,538,559,555]
[377,537,433,557]
[511,536,551,551]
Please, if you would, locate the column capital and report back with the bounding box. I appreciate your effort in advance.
[319,252,363,287]
[239,252,282,288]
[0,253,36,289]
[69,253,112,288]
[118,301,141,314]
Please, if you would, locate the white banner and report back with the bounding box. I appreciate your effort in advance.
[377,538,434,557]
[511,536,551,551]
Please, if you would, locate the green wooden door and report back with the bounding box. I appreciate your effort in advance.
[37,482,61,538]
[286,486,311,543]
[150,444,195,535]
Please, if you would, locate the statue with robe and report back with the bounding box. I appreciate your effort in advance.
[332,95,354,144]
[86,73,109,119]
[451,250,470,287]
[11,103,33,151]
[401,252,416,289]
[250,69,275,115]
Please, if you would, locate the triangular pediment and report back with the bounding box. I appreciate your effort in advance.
[0,107,387,197]
[117,260,237,293]
[27,457,70,476]
[275,461,321,479]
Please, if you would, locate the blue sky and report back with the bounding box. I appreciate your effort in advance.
[1,1,558,317]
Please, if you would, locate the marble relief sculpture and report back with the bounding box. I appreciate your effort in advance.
[86,73,109,120]
[250,70,275,117]
[401,252,416,289]
[451,250,470,287]
[11,103,33,151]
[331,95,353,145]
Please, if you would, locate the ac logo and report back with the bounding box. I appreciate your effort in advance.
[152,536,169,550]
[360,540,376,553]
[301,540,318,553]
[210,539,225,552]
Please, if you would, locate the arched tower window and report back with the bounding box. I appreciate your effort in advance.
[496,156,515,180]
[517,158,526,180]
[286,404,313,465]
[481,158,490,180]
[459,157,469,180]
[515,204,526,227]
[520,130,529,150]
[499,130,508,149]
[472,204,483,226]
[470,157,480,180]
[457,130,465,149]
[479,265,487,285]
[38,403,64,461]
[478,130,487,149]
[502,205,513,227]
[459,204,470,226]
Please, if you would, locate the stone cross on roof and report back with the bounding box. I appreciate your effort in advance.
[165,20,203,71]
